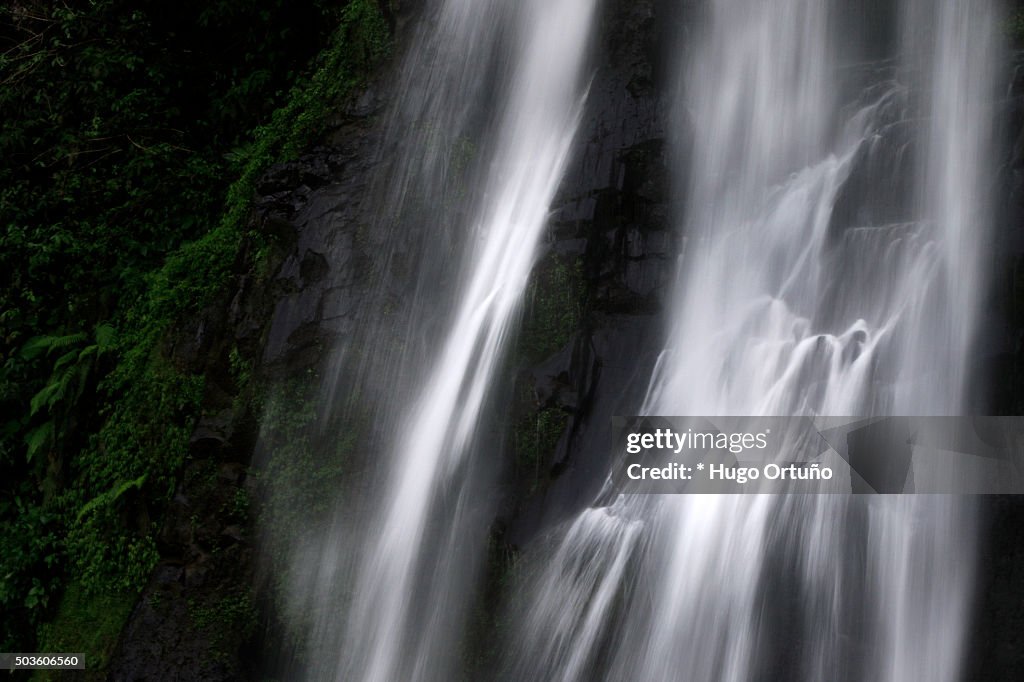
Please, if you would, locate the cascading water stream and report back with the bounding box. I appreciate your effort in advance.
[503,1,998,681]
[287,0,598,680]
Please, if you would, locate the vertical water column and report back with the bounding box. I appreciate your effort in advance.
[896,0,998,414]
[501,1,1000,680]
[606,3,846,680]
[325,1,598,681]
[278,1,512,676]
[867,3,999,682]
[644,0,837,417]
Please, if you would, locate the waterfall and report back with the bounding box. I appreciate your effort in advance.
[279,0,598,680]
[340,2,595,678]
[502,1,999,681]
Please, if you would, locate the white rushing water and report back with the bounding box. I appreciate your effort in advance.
[293,0,598,680]
[504,1,998,680]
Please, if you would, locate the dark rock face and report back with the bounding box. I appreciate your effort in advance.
[110,463,256,682]
[965,50,1024,682]
[107,264,267,678]
[258,103,386,373]
[987,52,1024,414]
[827,71,915,241]
[503,0,680,544]
[108,63,393,682]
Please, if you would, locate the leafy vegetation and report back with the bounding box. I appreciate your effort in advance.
[256,371,368,652]
[32,582,137,681]
[188,589,259,664]
[1,0,390,657]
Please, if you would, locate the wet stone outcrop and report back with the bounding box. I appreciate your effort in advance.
[966,49,1024,681]
[990,51,1024,414]
[108,84,392,682]
[502,0,682,544]
[258,122,384,375]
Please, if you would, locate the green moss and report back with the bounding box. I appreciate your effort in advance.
[462,531,520,679]
[32,582,137,682]
[258,374,358,564]
[508,252,586,491]
[513,405,568,491]
[254,372,370,654]
[188,589,258,661]
[519,255,585,363]
[229,345,256,394]
[129,0,392,326]
[62,361,204,595]
[224,486,252,524]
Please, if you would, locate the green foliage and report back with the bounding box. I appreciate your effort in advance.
[256,372,367,649]
[0,497,62,649]
[190,590,258,633]
[188,589,259,660]
[74,474,147,523]
[33,582,137,682]
[211,0,390,267]
[229,345,256,394]
[61,360,204,595]
[0,0,392,658]
[224,486,252,523]
[259,374,355,562]
[77,0,390,600]
[22,323,116,463]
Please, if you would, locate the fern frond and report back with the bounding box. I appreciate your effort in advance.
[93,323,115,350]
[29,381,62,416]
[76,474,147,521]
[72,362,91,403]
[20,331,87,359]
[24,421,55,462]
[51,348,79,373]
[46,332,88,349]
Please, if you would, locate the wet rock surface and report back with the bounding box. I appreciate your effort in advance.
[503,0,678,543]
[989,51,1024,414]
[108,51,394,682]
[966,50,1024,682]
[260,131,382,373]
